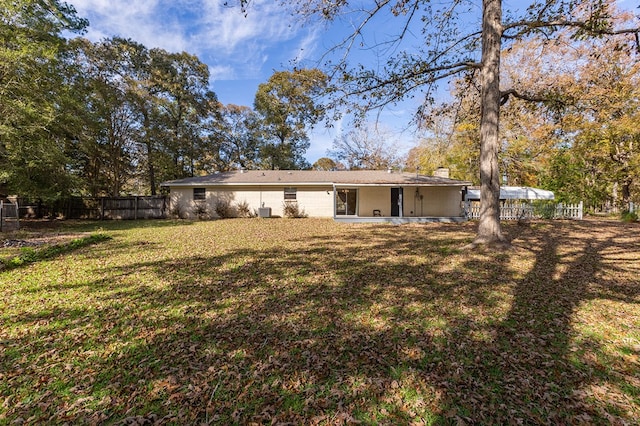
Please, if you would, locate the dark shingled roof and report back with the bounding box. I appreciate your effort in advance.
[161,170,471,187]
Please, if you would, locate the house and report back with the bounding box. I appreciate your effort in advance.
[161,170,472,223]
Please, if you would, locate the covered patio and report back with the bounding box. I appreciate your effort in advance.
[332,182,469,224]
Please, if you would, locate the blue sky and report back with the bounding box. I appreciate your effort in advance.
[66,1,328,106]
[64,1,639,164]
[65,0,427,163]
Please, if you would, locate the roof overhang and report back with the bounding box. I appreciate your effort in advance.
[163,182,333,188]
[165,182,470,188]
[333,183,469,187]
[160,170,472,188]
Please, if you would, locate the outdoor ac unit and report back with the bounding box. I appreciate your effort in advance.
[258,207,271,218]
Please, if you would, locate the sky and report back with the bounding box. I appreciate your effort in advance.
[63,1,639,165]
[65,0,425,164]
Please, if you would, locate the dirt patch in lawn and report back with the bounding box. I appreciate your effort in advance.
[1,219,94,246]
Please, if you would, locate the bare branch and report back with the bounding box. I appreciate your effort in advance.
[500,88,552,105]
[499,88,576,113]
[318,1,391,73]
[343,60,480,97]
[334,60,479,115]
[503,19,640,41]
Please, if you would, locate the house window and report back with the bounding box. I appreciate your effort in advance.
[336,188,357,215]
[284,187,297,201]
[193,188,206,201]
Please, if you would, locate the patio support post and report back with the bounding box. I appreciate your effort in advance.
[332,184,337,219]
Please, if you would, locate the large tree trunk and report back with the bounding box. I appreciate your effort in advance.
[474,0,507,246]
[142,111,157,195]
[147,140,157,195]
[621,175,632,208]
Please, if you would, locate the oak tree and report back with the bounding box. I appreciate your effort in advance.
[312,157,341,171]
[208,104,263,172]
[254,69,327,170]
[0,0,87,199]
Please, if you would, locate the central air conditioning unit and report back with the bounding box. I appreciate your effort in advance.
[258,207,271,218]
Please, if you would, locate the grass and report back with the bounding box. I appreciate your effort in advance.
[1,218,639,424]
[1,233,111,269]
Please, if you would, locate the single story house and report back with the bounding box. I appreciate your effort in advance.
[161,170,472,223]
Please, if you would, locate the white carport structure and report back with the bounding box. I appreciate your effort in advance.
[464,186,564,220]
[465,186,555,201]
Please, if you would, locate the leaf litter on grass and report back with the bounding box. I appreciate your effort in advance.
[1,218,639,424]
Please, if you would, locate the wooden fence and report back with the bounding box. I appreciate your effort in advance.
[18,196,168,220]
[464,200,583,220]
[0,200,20,231]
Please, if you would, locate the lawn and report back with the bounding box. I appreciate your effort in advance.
[1,218,639,424]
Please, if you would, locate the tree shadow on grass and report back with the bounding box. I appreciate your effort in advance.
[1,220,639,424]
[430,220,640,423]
[18,218,197,233]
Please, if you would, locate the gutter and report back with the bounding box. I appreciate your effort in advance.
[163,181,472,188]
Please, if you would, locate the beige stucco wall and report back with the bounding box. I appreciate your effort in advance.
[169,185,334,218]
[355,186,464,217]
[413,186,464,217]
[357,187,390,217]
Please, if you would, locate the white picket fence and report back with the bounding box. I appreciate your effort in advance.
[464,200,583,221]
[589,201,640,216]
[555,202,584,220]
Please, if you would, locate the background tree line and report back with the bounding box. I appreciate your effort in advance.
[2,0,639,220]
[0,0,326,201]
[405,7,639,210]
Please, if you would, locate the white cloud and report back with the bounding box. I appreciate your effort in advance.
[66,0,415,163]
[71,0,191,52]
[195,1,298,52]
[68,0,316,81]
[290,25,323,64]
[207,64,235,80]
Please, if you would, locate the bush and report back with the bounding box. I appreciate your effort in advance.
[283,201,307,218]
[621,210,638,223]
[214,199,235,218]
[169,204,186,219]
[236,200,257,218]
[193,202,211,220]
[532,200,556,220]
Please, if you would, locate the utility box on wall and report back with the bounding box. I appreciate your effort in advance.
[258,207,271,218]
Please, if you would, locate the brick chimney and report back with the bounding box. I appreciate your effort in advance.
[434,167,450,179]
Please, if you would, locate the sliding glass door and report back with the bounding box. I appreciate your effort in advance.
[336,188,358,216]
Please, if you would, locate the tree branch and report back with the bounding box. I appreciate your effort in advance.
[503,19,640,44]
[344,60,480,98]
[499,88,574,109]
